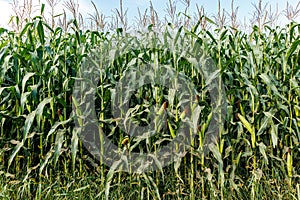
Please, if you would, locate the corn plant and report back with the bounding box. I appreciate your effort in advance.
[0,1,299,200]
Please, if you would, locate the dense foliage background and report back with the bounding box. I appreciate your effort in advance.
[0,0,299,199]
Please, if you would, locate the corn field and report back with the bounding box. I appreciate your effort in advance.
[0,1,300,200]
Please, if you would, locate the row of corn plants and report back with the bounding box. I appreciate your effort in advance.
[0,13,299,199]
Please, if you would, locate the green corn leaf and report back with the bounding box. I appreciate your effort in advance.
[53,129,65,165]
[258,142,268,164]
[39,148,54,175]
[71,127,79,173]
[46,119,72,142]
[105,159,122,200]
[270,122,278,148]
[167,121,176,139]
[7,141,24,171]
[286,39,300,61]
[24,111,36,139]
[237,113,255,148]
[37,20,45,45]
[22,73,35,93]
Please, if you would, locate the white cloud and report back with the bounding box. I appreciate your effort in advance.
[0,0,13,29]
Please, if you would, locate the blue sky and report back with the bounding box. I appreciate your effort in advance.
[0,0,299,28]
[81,0,298,25]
